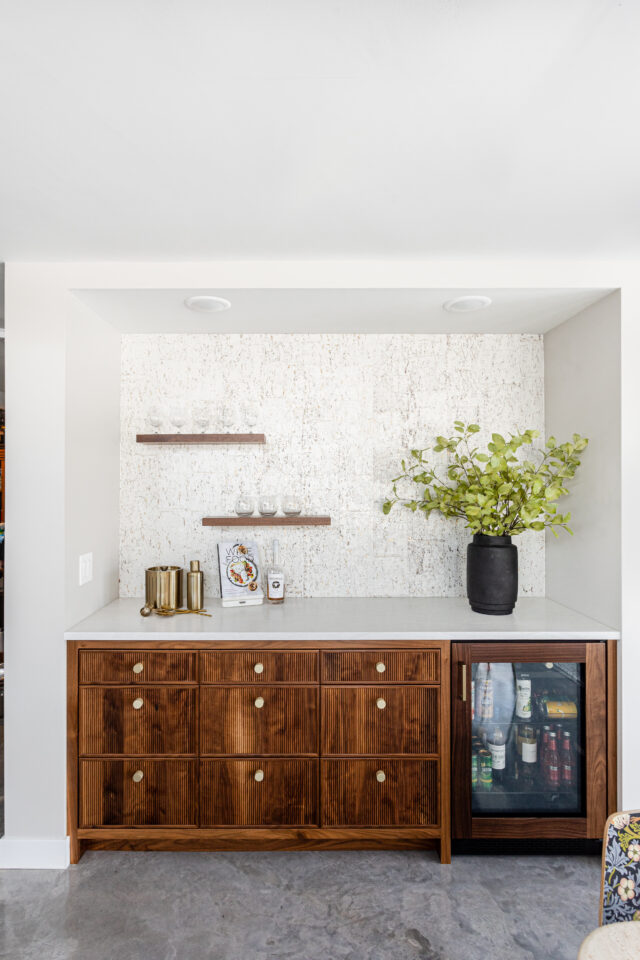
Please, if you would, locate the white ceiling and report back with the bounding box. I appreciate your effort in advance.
[76,287,613,334]
[0,1,639,260]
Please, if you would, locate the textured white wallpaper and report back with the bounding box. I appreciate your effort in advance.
[119,333,545,598]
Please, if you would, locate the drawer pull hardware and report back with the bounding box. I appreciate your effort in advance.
[132,770,144,783]
[376,661,386,673]
[376,697,386,710]
[254,769,265,782]
[253,662,264,674]
[132,698,144,710]
[461,663,467,702]
[254,696,265,709]
[132,662,144,674]
[376,770,386,783]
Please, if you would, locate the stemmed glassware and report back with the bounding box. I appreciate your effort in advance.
[193,405,211,434]
[169,407,187,433]
[148,406,164,433]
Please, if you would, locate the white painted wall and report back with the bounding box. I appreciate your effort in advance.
[1,270,120,867]
[1,261,636,868]
[65,295,120,627]
[120,332,545,599]
[544,292,621,629]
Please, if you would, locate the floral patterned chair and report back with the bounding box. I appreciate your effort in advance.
[601,811,640,924]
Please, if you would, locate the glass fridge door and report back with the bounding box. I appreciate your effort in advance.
[471,660,585,817]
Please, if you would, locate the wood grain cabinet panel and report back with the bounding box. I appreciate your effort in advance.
[200,651,317,684]
[201,760,318,826]
[200,686,318,755]
[79,687,196,756]
[322,759,439,827]
[79,651,197,684]
[79,760,196,827]
[322,650,440,684]
[322,686,439,755]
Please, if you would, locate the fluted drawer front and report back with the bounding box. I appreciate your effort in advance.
[200,686,318,755]
[200,651,317,684]
[79,651,197,684]
[79,760,196,827]
[322,650,440,683]
[201,760,318,826]
[322,686,439,755]
[322,759,438,827]
[79,687,196,756]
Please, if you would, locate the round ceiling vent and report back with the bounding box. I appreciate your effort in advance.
[184,295,231,313]
[442,295,492,313]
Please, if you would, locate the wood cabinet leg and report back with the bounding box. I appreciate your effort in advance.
[439,835,451,864]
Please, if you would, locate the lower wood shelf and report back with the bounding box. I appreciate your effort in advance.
[202,516,331,526]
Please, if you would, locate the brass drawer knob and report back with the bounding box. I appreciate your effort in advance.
[132,662,144,674]
[132,698,144,710]
[254,769,265,782]
[376,661,386,673]
[376,770,386,783]
[132,770,144,783]
[253,662,264,674]
[254,696,265,709]
[376,697,386,710]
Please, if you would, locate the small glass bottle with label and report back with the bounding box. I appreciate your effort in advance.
[266,539,285,604]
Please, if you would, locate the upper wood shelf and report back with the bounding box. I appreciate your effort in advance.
[136,433,266,445]
[202,516,331,527]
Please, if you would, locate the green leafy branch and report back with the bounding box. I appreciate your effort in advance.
[383,422,588,537]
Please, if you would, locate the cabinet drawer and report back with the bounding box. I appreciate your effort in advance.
[200,760,318,826]
[322,650,440,684]
[79,760,196,827]
[79,687,196,756]
[200,686,318,755]
[79,651,197,684]
[322,759,438,827]
[200,651,317,684]
[322,686,439,755]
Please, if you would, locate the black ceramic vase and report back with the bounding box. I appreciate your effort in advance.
[467,534,518,615]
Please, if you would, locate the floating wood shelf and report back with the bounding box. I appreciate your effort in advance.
[137,433,266,445]
[202,516,331,527]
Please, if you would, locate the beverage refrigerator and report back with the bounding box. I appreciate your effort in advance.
[451,642,616,841]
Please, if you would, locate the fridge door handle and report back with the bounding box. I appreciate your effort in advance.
[461,663,467,701]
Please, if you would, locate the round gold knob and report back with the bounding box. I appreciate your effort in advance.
[254,663,264,674]
[254,769,265,782]
[132,662,144,674]
[132,698,144,710]
[376,662,386,673]
[132,770,144,783]
[376,697,386,710]
[376,770,386,783]
[254,696,265,709]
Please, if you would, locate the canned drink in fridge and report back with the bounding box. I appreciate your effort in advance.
[471,753,478,788]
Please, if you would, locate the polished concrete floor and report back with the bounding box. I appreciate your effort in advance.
[0,850,601,960]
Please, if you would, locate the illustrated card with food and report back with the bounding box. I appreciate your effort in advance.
[217,541,264,606]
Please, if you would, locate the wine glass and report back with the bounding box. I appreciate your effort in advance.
[235,495,255,517]
[193,405,210,434]
[221,405,235,432]
[148,406,164,433]
[170,407,187,433]
[258,495,278,517]
[244,403,259,429]
[282,495,302,516]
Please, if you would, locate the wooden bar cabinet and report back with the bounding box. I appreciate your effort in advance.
[67,639,451,863]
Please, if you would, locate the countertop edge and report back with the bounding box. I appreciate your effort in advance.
[64,630,620,641]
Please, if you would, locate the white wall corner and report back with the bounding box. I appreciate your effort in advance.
[0,836,70,870]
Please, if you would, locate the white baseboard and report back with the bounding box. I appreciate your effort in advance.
[0,835,70,869]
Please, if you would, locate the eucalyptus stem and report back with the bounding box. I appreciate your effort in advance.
[383,422,588,538]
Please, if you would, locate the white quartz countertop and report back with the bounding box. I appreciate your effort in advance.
[65,597,619,642]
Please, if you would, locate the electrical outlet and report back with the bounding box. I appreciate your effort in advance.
[79,552,93,586]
